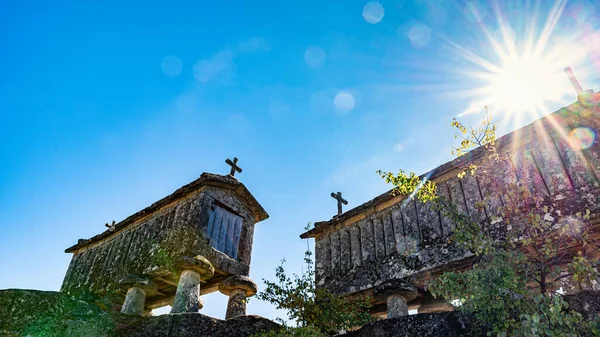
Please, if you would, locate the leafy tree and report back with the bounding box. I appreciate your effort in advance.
[379,113,600,336]
[255,224,375,336]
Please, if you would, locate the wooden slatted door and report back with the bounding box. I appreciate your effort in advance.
[206,204,243,260]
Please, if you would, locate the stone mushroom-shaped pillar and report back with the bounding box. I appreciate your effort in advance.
[118,275,157,316]
[218,275,257,319]
[374,279,418,318]
[171,255,214,314]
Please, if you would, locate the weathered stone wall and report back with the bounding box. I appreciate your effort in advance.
[62,184,257,297]
[308,102,600,297]
[314,200,469,293]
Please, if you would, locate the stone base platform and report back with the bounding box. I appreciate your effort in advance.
[0,288,278,337]
[341,312,467,337]
[117,313,280,337]
[4,288,599,337]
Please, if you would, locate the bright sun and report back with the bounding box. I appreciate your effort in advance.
[484,54,567,115]
[445,0,596,123]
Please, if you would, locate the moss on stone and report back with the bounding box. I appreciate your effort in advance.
[0,289,116,337]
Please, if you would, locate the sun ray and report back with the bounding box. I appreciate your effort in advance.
[544,111,574,144]
[476,2,510,63]
[438,87,493,100]
[436,34,501,73]
[490,1,518,59]
[533,0,567,58]
[523,1,541,57]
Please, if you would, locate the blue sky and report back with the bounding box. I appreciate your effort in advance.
[1,0,598,320]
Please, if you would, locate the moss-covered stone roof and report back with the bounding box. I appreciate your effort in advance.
[66,173,268,253]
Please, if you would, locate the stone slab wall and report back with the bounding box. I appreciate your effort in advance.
[313,103,600,296]
[314,198,470,294]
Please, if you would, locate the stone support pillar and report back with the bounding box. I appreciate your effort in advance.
[387,294,409,317]
[121,287,146,316]
[218,275,258,319]
[374,279,418,319]
[118,275,157,316]
[171,255,214,314]
[226,288,248,319]
[172,269,202,313]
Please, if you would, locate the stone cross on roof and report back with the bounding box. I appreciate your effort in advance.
[225,157,242,177]
[105,220,116,232]
[331,191,348,216]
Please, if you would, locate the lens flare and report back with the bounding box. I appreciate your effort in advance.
[363,1,384,24]
[161,55,182,77]
[334,92,356,114]
[568,127,596,150]
[304,46,327,69]
[408,23,431,48]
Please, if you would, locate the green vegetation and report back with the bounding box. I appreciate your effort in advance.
[0,289,117,337]
[255,225,375,336]
[257,114,600,336]
[379,114,600,336]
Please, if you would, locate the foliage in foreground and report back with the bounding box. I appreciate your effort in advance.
[255,230,375,337]
[0,289,117,337]
[379,113,600,336]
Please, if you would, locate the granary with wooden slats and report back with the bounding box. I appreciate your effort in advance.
[301,92,600,319]
[61,171,268,318]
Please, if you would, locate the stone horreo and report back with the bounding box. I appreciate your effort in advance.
[61,167,268,318]
[301,94,600,318]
